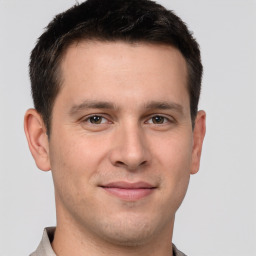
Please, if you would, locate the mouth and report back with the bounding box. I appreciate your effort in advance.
[99,181,157,201]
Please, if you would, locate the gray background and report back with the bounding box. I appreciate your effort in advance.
[0,0,255,255]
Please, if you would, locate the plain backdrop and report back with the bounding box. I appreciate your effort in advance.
[0,0,255,255]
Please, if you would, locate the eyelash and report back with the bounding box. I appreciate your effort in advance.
[146,115,172,125]
[83,115,110,125]
[82,114,174,125]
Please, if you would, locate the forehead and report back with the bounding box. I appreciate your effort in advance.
[57,40,189,112]
[61,40,187,80]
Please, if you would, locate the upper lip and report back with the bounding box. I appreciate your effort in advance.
[100,181,156,189]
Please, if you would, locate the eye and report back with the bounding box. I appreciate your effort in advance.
[147,115,170,124]
[85,115,108,124]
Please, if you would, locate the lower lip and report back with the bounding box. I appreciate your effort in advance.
[102,187,155,201]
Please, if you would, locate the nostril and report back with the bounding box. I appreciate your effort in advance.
[115,160,125,166]
[114,160,148,170]
[140,160,147,166]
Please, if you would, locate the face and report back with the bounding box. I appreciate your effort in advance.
[29,41,205,246]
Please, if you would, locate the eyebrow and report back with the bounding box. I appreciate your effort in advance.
[69,100,117,115]
[144,101,184,114]
[69,99,183,115]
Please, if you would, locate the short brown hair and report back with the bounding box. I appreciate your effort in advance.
[30,0,203,133]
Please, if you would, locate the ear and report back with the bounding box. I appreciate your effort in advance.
[24,109,51,171]
[190,110,206,175]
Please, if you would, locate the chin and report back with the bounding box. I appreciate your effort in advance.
[95,215,162,247]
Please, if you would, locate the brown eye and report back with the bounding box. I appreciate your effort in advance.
[88,116,104,124]
[151,116,166,124]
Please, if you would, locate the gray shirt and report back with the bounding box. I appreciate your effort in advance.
[30,227,187,256]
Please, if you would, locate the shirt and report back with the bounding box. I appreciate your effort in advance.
[30,227,187,256]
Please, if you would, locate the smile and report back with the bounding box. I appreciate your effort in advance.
[100,181,157,201]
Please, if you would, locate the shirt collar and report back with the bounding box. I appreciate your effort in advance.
[30,227,56,256]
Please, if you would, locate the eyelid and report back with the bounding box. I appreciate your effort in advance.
[79,113,175,125]
[145,114,175,124]
[81,114,112,124]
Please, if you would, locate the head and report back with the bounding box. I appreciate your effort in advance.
[29,0,202,135]
[25,0,206,250]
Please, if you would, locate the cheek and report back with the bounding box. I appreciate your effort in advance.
[49,132,101,194]
[152,131,192,205]
[49,128,114,196]
[152,129,193,172]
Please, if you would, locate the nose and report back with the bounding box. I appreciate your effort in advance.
[109,125,150,171]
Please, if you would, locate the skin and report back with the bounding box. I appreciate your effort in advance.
[24,41,206,256]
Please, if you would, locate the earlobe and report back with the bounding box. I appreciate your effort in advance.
[24,109,51,171]
[190,110,206,175]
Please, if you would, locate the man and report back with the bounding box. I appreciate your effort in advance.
[24,0,206,255]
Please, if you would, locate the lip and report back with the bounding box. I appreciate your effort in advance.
[100,181,156,201]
